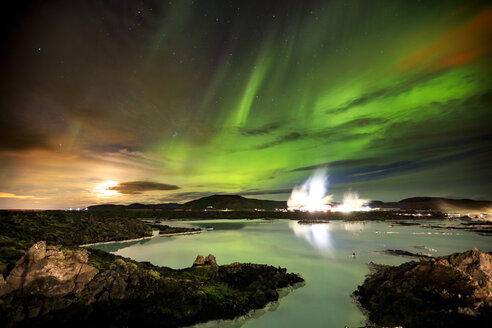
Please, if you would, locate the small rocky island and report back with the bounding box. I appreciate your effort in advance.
[354,249,492,328]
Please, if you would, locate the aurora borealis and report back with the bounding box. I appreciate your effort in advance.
[1,0,491,209]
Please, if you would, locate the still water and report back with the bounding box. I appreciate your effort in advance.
[93,219,491,328]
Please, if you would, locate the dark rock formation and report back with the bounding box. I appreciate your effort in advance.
[205,254,217,266]
[0,243,304,327]
[0,242,98,297]
[193,254,217,267]
[354,249,492,328]
[147,224,202,235]
[297,219,330,224]
[378,249,434,259]
[193,255,206,266]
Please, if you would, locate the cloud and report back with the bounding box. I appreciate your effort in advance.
[324,70,450,113]
[290,157,381,173]
[0,101,64,152]
[396,6,492,71]
[109,181,180,195]
[0,192,35,199]
[252,118,386,150]
[87,148,166,171]
[163,191,218,202]
[334,117,388,129]
[367,90,492,152]
[238,122,283,136]
[237,189,292,196]
[255,132,306,149]
[334,148,491,185]
[0,130,54,151]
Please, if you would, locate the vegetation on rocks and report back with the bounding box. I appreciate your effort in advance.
[0,211,152,246]
[354,249,492,328]
[0,211,153,276]
[147,224,202,235]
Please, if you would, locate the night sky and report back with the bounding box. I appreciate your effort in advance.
[1,0,491,209]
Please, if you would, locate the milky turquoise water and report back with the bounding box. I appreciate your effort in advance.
[93,219,492,328]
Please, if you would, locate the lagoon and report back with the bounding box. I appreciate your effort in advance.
[93,219,492,328]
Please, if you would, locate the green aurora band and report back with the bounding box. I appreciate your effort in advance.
[151,1,492,201]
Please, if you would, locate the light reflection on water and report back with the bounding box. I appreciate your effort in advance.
[93,219,492,328]
[287,221,367,257]
[288,221,333,256]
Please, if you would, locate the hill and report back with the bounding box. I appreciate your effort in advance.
[182,194,286,210]
[369,197,492,211]
[88,195,286,211]
[88,202,180,211]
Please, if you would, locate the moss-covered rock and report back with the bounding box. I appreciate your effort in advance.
[354,249,492,328]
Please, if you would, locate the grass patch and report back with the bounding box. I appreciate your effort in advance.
[202,285,238,301]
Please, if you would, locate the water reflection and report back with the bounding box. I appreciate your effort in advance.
[288,221,333,256]
[192,222,247,230]
[341,222,365,232]
[91,238,153,253]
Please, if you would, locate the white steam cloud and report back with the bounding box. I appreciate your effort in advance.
[287,168,370,212]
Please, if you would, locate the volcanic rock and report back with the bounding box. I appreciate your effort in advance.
[193,254,218,267]
[205,254,217,266]
[0,241,98,297]
[354,248,492,328]
[193,255,205,266]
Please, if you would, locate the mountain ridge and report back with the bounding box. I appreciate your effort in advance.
[88,194,491,211]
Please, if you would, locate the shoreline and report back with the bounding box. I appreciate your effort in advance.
[80,229,203,247]
[187,281,306,328]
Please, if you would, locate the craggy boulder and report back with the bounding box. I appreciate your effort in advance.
[354,249,492,328]
[0,241,97,297]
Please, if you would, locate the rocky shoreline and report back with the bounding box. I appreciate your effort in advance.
[353,249,492,328]
[80,235,156,247]
[0,242,304,327]
[80,227,203,247]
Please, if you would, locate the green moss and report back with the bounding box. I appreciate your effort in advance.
[185,266,215,280]
[0,236,32,276]
[147,269,161,279]
[0,210,153,248]
[114,258,126,266]
[202,285,238,301]
[87,248,118,272]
